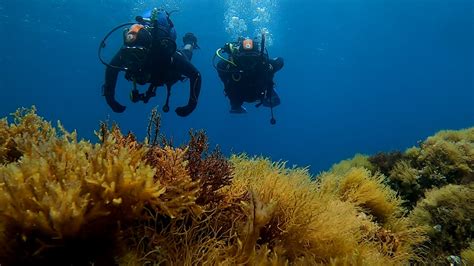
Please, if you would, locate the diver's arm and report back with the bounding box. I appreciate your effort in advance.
[103,51,126,113]
[216,60,230,82]
[262,57,284,92]
[269,57,284,73]
[181,33,199,61]
[174,54,202,117]
[181,45,194,61]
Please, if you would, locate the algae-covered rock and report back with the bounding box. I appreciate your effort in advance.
[327,127,474,265]
[410,184,474,264]
[389,128,474,208]
[369,151,405,177]
[0,108,229,265]
[4,107,465,265]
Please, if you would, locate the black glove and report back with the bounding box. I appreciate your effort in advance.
[175,103,196,117]
[105,96,126,113]
[183,32,199,49]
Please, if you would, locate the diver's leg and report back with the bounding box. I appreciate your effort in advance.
[263,87,281,107]
[230,99,246,113]
[259,57,283,108]
[226,87,246,114]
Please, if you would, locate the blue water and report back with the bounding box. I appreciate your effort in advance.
[0,0,473,174]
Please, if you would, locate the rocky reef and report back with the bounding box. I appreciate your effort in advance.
[0,107,471,265]
[330,128,474,265]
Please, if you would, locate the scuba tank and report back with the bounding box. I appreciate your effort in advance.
[143,8,177,60]
[233,38,262,72]
[121,23,153,84]
[213,34,268,73]
[98,8,179,101]
[98,8,178,73]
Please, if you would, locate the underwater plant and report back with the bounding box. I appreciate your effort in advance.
[461,241,474,265]
[388,128,474,208]
[409,184,474,264]
[0,113,164,265]
[328,153,375,175]
[182,130,234,206]
[327,127,474,264]
[221,157,426,265]
[408,128,474,184]
[318,167,403,224]
[6,107,467,265]
[0,107,56,164]
[0,108,233,265]
[333,128,474,210]
[368,151,405,178]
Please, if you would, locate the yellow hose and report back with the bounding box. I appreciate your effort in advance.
[216,48,237,67]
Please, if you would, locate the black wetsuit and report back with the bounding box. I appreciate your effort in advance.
[217,55,284,110]
[103,38,201,117]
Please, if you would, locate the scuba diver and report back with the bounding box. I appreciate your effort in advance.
[214,35,284,124]
[99,8,201,117]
